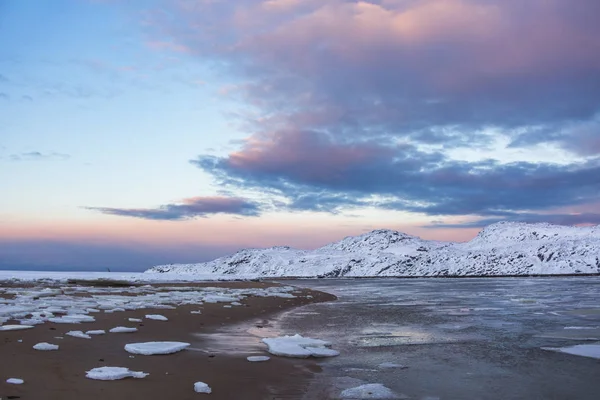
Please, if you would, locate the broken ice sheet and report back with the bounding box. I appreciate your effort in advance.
[543,343,600,359]
[261,334,339,358]
[340,383,406,399]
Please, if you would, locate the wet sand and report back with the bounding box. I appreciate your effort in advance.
[0,281,336,400]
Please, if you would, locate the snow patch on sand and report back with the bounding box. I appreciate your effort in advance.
[33,342,59,351]
[0,324,34,331]
[124,341,190,355]
[86,366,148,380]
[247,356,270,362]
[145,314,168,321]
[109,326,138,333]
[66,330,91,339]
[86,330,106,335]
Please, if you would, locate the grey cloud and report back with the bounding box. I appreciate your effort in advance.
[87,196,261,220]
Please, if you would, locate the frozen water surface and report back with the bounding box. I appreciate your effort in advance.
[273,277,600,400]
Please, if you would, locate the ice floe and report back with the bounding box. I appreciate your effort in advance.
[261,334,339,358]
[340,383,402,399]
[128,318,143,322]
[33,342,59,351]
[145,314,168,321]
[194,381,212,394]
[6,378,24,384]
[247,356,270,362]
[86,366,148,380]
[0,324,34,331]
[543,343,600,359]
[124,341,190,355]
[109,326,138,333]
[66,330,92,339]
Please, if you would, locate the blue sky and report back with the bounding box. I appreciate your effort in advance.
[1,0,599,271]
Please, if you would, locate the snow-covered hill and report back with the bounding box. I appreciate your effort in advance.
[147,222,600,278]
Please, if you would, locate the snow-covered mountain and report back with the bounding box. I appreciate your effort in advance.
[147,222,600,278]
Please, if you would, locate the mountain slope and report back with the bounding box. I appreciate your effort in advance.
[147,222,600,277]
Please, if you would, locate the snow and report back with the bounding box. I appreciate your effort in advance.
[86,330,106,335]
[194,381,212,394]
[0,283,300,333]
[48,314,95,324]
[190,310,202,314]
[146,222,600,278]
[124,341,190,355]
[564,326,597,330]
[33,342,59,351]
[145,314,168,321]
[247,356,270,362]
[340,383,401,399]
[66,330,91,339]
[378,362,407,369]
[86,366,148,380]
[109,326,138,333]
[545,343,600,359]
[128,318,142,322]
[6,378,24,384]
[261,334,339,358]
[0,324,35,331]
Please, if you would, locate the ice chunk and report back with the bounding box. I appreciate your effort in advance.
[128,318,142,322]
[340,383,402,399]
[378,362,407,369]
[247,356,270,362]
[86,366,148,380]
[33,342,59,351]
[261,334,339,358]
[86,330,106,335]
[109,326,138,333]
[544,343,600,359]
[6,378,24,384]
[194,381,212,394]
[190,310,202,314]
[564,326,597,330]
[48,315,95,324]
[66,330,92,339]
[124,341,190,355]
[145,314,168,321]
[0,324,34,331]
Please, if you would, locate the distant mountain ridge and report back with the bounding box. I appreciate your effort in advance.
[146,222,600,277]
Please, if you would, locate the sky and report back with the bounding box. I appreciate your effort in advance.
[1,0,599,271]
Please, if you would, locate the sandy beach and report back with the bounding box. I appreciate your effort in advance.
[0,281,336,400]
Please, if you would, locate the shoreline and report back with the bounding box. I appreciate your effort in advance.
[0,281,337,400]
